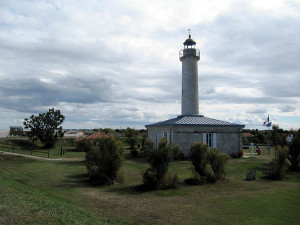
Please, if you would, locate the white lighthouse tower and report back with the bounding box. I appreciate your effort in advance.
[179,33,200,115]
[146,33,244,156]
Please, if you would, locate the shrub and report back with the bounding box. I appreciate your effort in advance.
[207,149,229,182]
[130,148,139,157]
[288,129,300,171]
[116,170,125,184]
[142,138,177,190]
[268,146,289,180]
[77,139,93,152]
[145,139,154,151]
[142,168,159,189]
[85,136,123,185]
[190,142,209,179]
[172,144,184,160]
[161,172,178,189]
[189,143,229,184]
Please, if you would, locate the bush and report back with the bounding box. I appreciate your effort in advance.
[130,148,139,157]
[145,139,154,151]
[189,142,229,184]
[190,142,209,179]
[142,138,177,190]
[142,168,159,189]
[77,139,93,152]
[172,144,184,160]
[161,172,178,189]
[267,146,289,180]
[116,170,125,184]
[85,136,123,185]
[207,149,229,182]
[288,129,300,171]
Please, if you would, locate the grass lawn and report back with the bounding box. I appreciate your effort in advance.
[0,146,299,224]
[0,138,85,159]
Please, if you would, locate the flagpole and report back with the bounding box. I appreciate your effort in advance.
[268,126,271,155]
[264,114,271,155]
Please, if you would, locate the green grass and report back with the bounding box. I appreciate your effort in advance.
[0,147,299,225]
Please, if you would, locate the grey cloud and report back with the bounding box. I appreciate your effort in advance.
[0,76,117,113]
[246,108,267,114]
[279,105,296,113]
[196,6,300,74]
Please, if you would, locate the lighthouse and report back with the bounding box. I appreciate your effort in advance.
[180,33,200,115]
[146,33,244,156]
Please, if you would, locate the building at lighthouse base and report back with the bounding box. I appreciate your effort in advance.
[146,115,244,156]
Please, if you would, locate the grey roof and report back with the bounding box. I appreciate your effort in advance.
[146,115,245,127]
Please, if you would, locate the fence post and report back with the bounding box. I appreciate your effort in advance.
[48,149,50,158]
[31,145,32,155]
[61,147,63,157]
[12,142,14,153]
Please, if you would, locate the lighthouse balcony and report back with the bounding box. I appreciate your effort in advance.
[179,48,200,60]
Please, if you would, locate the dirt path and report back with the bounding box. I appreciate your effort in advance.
[0,151,81,161]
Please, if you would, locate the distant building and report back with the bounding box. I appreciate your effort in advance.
[9,126,23,136]
[242,132,254,144]
[76,132,108,142]
[146,34,244,156]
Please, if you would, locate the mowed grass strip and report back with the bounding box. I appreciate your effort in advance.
[0,155,124,225]
[0,150,299,225]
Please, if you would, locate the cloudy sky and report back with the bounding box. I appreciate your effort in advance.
[0,0,299,130]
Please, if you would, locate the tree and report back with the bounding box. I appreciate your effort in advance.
[124,127,139,157]
[270,125,287,148]
[124,127,139,150]
[23,108,65,148]
[256,133,267,144]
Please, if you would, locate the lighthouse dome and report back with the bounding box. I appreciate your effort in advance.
[183,34,196,46]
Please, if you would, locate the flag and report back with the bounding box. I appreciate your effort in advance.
[263,114,272,127]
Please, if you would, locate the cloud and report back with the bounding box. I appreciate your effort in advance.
[0,0,299,130]
[279,105,296,113]
[0,76,117,112]
[247,108,267,114]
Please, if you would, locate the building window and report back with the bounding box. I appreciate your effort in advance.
[164,132,169,144]
[206,133,212,148]
[203,133,217,148]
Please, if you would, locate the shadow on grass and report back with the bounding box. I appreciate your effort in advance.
[105,183,188,197]
[57,160,86,166]
[54,173,109,189]
[124,155,149,165]
[104,185,148,195]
